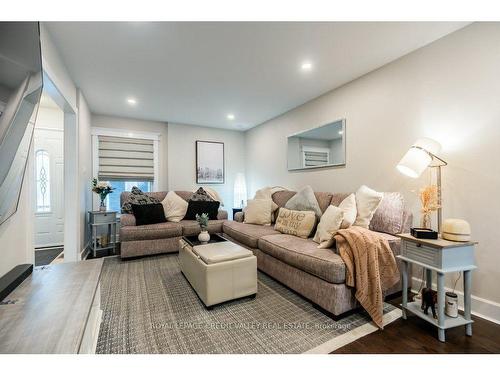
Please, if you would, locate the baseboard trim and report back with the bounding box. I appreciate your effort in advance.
[80,241,90,260]
[411,276,500,325]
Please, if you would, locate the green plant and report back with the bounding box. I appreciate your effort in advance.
[195,213,209,231]
[92,178,114,203]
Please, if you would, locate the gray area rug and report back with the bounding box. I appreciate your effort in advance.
[96,254,400,354]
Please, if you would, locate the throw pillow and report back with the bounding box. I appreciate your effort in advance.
[369,192,405,234]
[353,185,384,228]
[190,187,214,202]
[313,205,344,248]
[244,199,273,225]
[274,207,316,239]
[284,185,322,219]
[338,193,357,229]
[161,191,188,222]
[131,203,166,226]
[254,186,287,219]
[121,186,160,214]
[203,187,224,206]
[184,200,220,220]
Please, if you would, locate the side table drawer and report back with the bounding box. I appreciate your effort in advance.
[402,241,440,268]
[91,212,117,224]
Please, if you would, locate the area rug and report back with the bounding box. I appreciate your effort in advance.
[96,254,401,354]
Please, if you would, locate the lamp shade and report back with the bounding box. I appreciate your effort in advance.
[233,173,247,208]
[396,138,442,178]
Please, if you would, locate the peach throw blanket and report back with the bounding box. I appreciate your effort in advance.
[334,226,400,329]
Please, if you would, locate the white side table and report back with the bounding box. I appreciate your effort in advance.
[396,233,477,342]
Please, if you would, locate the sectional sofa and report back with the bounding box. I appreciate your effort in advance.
[119,189,412,317]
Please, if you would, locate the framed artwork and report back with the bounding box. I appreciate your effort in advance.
[196,141,225,184]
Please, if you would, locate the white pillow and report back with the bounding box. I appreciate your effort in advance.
[353,185,384,228]
[338,193,357,229]
[244,199,273,225]
[203,187,224,206]
[161,191,188,222]
[313,205,344,249]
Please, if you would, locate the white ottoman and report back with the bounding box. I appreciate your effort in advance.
[179,236,257,307]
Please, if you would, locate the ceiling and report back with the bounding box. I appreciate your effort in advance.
[45,22,469,130]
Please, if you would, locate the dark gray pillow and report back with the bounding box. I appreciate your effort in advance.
[121,186,160,214]
[284,185,322,219]
[190,187,214,202]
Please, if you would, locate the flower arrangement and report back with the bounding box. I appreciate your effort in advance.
[92,178,114,211]
[195,213,209,231]
[419,185,440,228]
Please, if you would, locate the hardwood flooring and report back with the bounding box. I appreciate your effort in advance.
[332,294,500,354]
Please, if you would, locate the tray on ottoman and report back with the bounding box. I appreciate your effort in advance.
[179,236,257,308]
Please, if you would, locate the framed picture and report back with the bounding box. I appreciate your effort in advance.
[196,141,225,184]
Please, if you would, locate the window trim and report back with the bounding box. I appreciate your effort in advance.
[91,127,160,211]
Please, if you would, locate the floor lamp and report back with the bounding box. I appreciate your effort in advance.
[396,138,447,233]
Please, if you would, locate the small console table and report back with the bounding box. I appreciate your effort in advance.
[397,233,477,342]
[88,211,118,258]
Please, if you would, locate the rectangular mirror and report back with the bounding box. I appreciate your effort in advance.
[287,119,345,171]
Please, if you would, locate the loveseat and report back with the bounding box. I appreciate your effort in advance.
[222,190,412,317]
[119,191,228,258]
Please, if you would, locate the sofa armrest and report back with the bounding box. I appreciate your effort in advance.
[234,211,244,222]
[120,213,136,227]
[401,209,413,233]
[217,209,228,220]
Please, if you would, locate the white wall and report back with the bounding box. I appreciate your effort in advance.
[167,123,246,216]
[77,91,92,252]
[91,115,169,191]
[245,23,500,315]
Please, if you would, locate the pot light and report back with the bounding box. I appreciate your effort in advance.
[301,61,313,71]
[127,98,137,105]
[227,114,235,120]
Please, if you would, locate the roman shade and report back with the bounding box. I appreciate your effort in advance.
[98,136,154,181]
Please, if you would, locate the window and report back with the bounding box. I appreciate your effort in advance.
[35,150,51,212]
[302,146,330,167]
[105,180,153,212]
[92,129,160,213]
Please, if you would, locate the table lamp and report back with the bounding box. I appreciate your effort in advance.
[396,138,447,233]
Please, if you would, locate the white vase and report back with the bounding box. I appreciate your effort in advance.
[198,230,210,243]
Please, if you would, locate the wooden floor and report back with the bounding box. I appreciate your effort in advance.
[332,295,500,354]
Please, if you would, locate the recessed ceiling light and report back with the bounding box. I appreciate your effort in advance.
[338,130,344,135]
[127,98,137,105]
[227,114,235,120]
[301,62,313,71]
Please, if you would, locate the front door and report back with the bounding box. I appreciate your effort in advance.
[33,127,64,248]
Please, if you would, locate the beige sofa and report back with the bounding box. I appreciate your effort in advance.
[222,190,412,318]
[119,191,228,258]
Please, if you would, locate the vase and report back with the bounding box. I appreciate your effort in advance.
[421,212,432,229]
[99,198,106,212]
[198,230,210,243]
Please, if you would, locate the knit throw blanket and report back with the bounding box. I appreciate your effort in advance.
[334,226,400,329]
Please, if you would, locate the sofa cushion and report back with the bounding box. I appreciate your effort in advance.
[184,200,220,220]
[258,234,346,284]
[272,190,333,214]
[120,222,182,241]
[369,192,405,235]
[222,221,281,248]
[180,220,225,236]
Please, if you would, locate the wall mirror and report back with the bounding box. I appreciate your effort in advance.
[287,119,345,171]
[0,22,43,225]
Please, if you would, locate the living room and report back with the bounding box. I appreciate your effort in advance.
[1,0,499,372]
